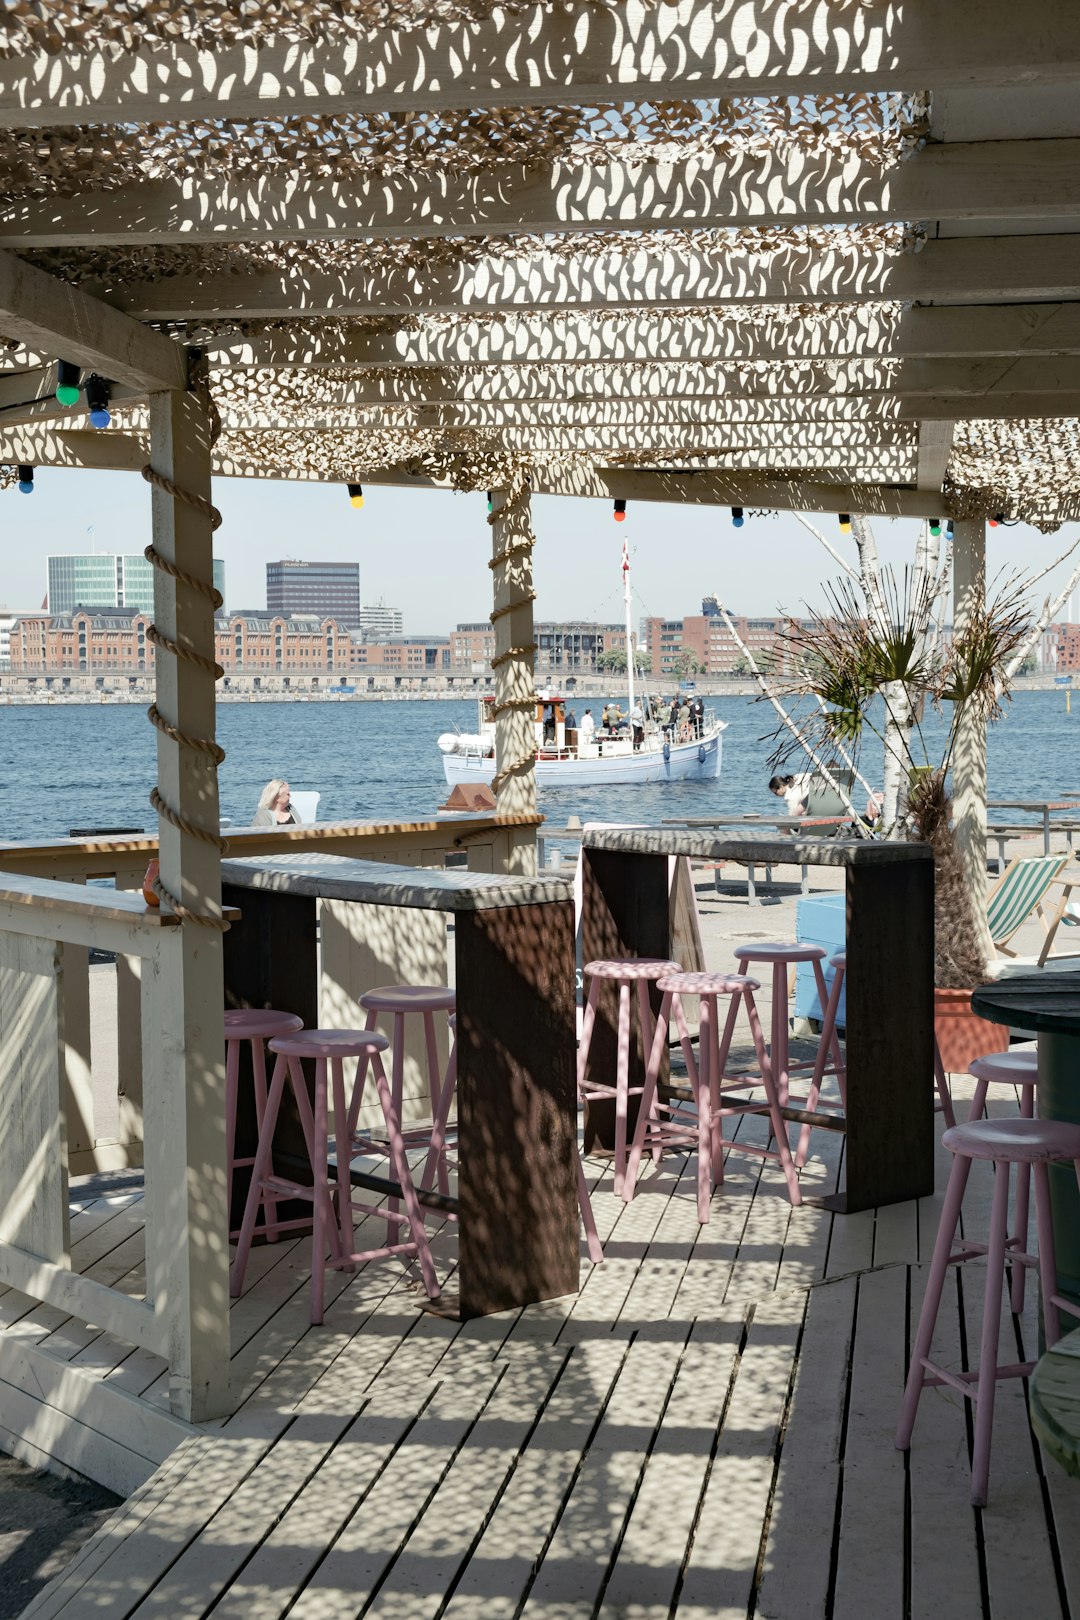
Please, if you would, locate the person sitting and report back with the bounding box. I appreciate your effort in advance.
[768,773,811,818]
[254,778,304,826]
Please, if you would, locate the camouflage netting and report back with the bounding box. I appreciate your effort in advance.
[0,5,1075,523]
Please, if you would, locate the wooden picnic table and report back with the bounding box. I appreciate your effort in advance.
[987,800,1080,857]
[663,814,851,904]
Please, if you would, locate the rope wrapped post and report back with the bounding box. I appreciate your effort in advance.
[489,481,538,872]
[952,517,995,966]
[143,369,231,1424]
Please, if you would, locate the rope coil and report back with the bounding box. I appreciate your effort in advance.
[142,362,229,930]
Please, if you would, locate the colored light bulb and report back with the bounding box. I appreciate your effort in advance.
[731,507,744,528]
[347,482,364,510]
[838,512,852,534]
[17,464,33,494]
[929,518,941,537]
[945,519,954,540]
[84,373,111,428]
[55,360,81,407]
[613,499,626,522]
[989,514,1002,527]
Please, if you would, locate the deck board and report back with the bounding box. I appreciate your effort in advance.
[9,1075,1076,1620]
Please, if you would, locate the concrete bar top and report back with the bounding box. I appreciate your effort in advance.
[582,826,933,868]
[221,852,574,912]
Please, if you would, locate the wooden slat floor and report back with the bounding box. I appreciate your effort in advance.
[13,1073,1080,1620]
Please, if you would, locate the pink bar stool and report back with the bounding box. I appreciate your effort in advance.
[224,1008,304,1241]
[577,958,680,1195]
[968,1048,1039,1310]
[230,1028,440,1323]
[733,941,845,1164]
[622,969,802,1219]
[895,1115,1080,1505]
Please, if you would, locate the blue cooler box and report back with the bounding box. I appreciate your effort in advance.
[793,892,846,1028]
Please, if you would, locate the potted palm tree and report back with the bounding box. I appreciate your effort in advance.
[769,563,1030,1068]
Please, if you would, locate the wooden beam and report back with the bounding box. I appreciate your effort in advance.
[0,251,186,392]
[197,356,1080,408]
[0,426,147,470]
[114,235,1080,321]
[916,421,955,491]
[197,303,1080,369]
[7,141,1080,247]
[0,0,1075,126]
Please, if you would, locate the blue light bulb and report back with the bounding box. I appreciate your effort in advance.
[88,405,111,429]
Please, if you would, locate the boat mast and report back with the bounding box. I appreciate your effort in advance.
[622,537,635,719]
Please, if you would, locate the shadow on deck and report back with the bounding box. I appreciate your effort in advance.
[12,1080,1080,1620]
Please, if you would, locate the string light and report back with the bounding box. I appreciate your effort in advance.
[945,519,955,540]
[731,507,744,528]
[55,361,80,407]
[84,374,111,429]
[929,517,942,537]
[17,464,34,494]
[346,482,364,510]
[486,491,493,513]
[989,514,1004,527]
[613,499,626,522]
[838,513,852,534]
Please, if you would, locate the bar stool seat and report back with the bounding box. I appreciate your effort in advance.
[735,942,828,964]
[578,958,680,1195]
[231,1027,440,1323]
[896,1115,1080,1505]
[359,986,457,1015]
[224,1007,304,1241]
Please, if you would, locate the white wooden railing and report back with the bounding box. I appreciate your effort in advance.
[0,814,537,1422]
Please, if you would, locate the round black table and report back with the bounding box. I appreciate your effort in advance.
[971,972,1080,1320]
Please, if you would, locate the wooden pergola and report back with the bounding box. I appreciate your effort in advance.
[0,0,1079,1426]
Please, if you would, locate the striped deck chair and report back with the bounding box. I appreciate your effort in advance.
[988,854,1069,960]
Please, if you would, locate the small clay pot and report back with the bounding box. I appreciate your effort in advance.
[934,985,1008,1073]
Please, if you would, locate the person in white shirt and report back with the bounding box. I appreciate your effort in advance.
[768,773,811,817]
[579,709,596,746]
[630,701,645,751]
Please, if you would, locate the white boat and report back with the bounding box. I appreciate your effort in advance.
[438,540,727,788]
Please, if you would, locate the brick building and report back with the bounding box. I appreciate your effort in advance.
[9,608,153,673]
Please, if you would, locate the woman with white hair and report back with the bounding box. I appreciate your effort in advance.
[253,779,304,826]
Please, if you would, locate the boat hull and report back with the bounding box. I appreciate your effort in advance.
[442,728,724,787]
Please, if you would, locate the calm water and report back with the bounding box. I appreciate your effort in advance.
[0,690,1075,844]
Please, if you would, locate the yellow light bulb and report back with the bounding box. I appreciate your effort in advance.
[351,493,365,509]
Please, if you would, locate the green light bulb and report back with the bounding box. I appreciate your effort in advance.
[56,383,80,405]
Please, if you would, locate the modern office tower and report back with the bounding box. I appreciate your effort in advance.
[48,553,226,615]
[355,599,404,640]
[266,560,361,625]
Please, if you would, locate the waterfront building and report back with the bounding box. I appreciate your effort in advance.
[47,553,225,616]
[355,599,404,640]
[349,634,451,672]
[9,607,152,672]
[450,621,628,676]
[0,607,15,669]
[266,560,361,625]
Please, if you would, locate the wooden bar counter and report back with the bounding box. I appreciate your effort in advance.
[581,827,935,1214]
[221,852,577,1319]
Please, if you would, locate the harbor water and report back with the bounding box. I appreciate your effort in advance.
[0,689,1075,844]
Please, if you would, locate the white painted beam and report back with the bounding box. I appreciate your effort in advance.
[0,1,1075,126]
[114,235,1080,321]
[198,304,1080,370]
[0,251,186,392]
[916,421,955,490]
[6,141,1080,247]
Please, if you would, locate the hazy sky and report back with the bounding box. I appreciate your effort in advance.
[3,468,1078,631]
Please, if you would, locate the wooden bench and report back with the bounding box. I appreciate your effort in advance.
[987,821,1080,874]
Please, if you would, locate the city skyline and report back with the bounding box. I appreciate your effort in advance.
[3,470,1079,633]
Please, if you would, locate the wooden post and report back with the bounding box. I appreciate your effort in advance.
[489,485,537,874]
[952,517,994,960]
[143,381,231,1423]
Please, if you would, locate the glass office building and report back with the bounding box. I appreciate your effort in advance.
[266,560,361,625]
[48,554,225,615]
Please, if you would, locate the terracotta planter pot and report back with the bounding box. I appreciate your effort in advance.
[934,986,1009,1074]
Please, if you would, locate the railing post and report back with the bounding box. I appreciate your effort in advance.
[143,376,231,1422]
[489,483,537,875]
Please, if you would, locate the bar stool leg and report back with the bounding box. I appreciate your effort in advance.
[384,1009,407,1244]
[933,1041,957,1129]
[896,1151,973,1450]
[971,1159,1012,1506]
[422,1012,450,1196]
[771,962,790,1107]
[230,1051,290,1296]
[421,1035,456,1195]
[576,977,602,1092]
[331,1055,356,1271]
[796,959,846,1168]
[744,987,801,1208]
[695,995,714,1223]
[310,1057,330,1325]
[576,1156,605,1264]
[613,981,632,1196]
[1010,1087,1035,1313]
[248,1036,280,1242]
[635,977,662,1163]
[708,990,742,1186]
[623,993,672,1204]
[1033,1160,1063,1348]
[370,1050,440,1300]
[225,1038,240,1208]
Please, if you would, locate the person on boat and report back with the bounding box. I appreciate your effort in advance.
[657,698,673,740]
[565,707,578,732]
[677,697,692,739]
[768,773,811,818]
[254,778,304,826]
[692,695,705,738]
[630,700,645,751]
[579,708,595,745]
